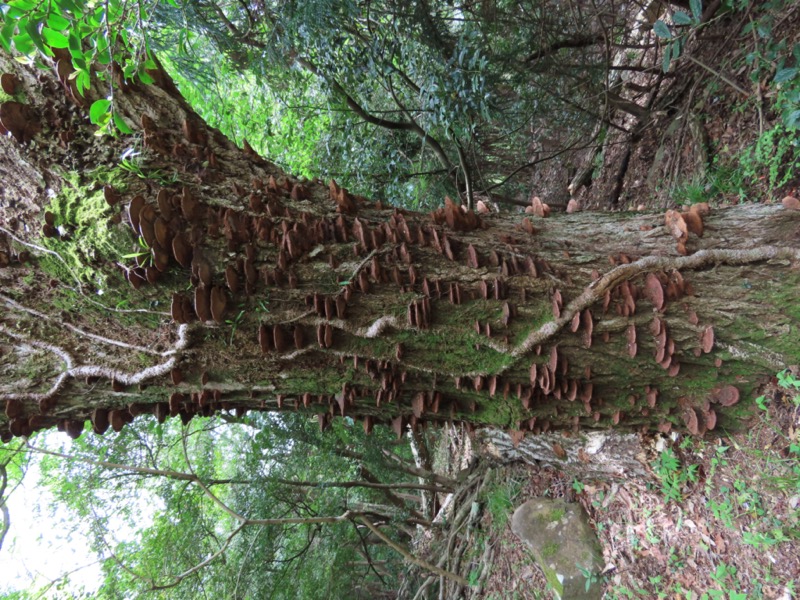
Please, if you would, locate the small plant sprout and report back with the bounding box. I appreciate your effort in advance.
[226,308,246,345]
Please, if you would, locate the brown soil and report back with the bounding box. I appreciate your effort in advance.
[474,385,800,599]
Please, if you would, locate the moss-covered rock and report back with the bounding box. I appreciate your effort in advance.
[511,498,603,599]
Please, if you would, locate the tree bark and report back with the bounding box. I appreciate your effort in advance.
[1,50,799,445]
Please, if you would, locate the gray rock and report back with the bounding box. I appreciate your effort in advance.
[511,498,603,599]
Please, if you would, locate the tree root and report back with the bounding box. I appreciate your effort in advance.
[0,323,192,403]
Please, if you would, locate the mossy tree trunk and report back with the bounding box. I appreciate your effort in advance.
[1,52,799,447]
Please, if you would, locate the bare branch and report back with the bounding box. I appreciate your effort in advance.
[356,516,468,585]
[525,33,605,62]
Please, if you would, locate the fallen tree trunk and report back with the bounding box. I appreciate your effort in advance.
[1,49,799,444]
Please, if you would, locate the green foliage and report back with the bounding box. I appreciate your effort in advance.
[739,120,800,194]
[670,157,751,204]
[158,47,329,182]
[483,476,523,532]
[777,368,800,394]
[653,2,703,73]
[0,439,30,555]
[0,0,163,134]
[577,564,604,593]
[136,0,603,207]
[11,411,418,598]
[754,370,800,500]
[653,447,699,503]
[736,1,800,188]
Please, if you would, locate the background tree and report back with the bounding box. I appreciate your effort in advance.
[139,0,675,209]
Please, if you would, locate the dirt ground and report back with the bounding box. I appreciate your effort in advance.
[472,382,800,599]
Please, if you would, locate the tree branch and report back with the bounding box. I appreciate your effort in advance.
[525,33,605,62]
[0,465,9,551]
[356,516,468,585]
[266,475,452,493]
[297,57,454,174]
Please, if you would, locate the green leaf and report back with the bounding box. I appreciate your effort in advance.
[75,69,90,96]
[662,46,672,73]
[90,5,105,27]
[783,109,800,130]
[774,67,798,84]
[673,11,693,25]
[0,19,17,53]
[12,32,35,55]
[690,0,702,19]
[42,27,70,48]
[58,0,80,11]
[89,99,111,125]
[68,30,82,56]
[46,13,71,30]
[24,19,49,55]
[138,69,155,85]
[8,0,37,9]
[113,111,133,134]
[654,20,672,39]
[671,38,682,62]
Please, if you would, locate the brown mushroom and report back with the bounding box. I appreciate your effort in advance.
[664,209,688,241]
[151,244,170,272]
[782,196,800,210]
[194,285,212,322]
[705,408,717,430]
[581,309,593,348]
[1,73,19,95]
[682,408,699,435]
[4,399,23,420]
[646,387,658,408]
[171,293,188,324]
[109,410,126,433]
[701,325,714,353]
[644,273,665,311]
[293,326,305,349]
[0,101,38,143]
[171,232,192,269]
[259,324,273,353]
[273,325,290,352]
[127,196,145,232]
[92,408,110,435]
[210,287,227,323]
[711,385,739,406]
[467,244,480,268]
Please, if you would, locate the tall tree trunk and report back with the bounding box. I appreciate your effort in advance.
[1,51,799,445]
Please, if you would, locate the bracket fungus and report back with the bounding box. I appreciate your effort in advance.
[701,325,715,354]
[711,385,740,407]
[0,101,39,143]
[526,196,550,217]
